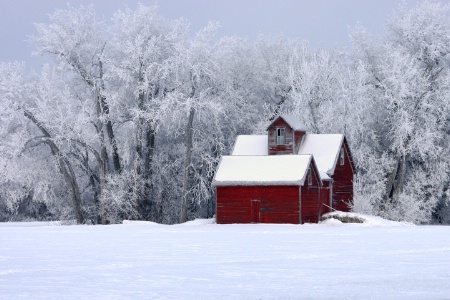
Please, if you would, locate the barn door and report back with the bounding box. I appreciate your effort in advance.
[251,199,261,223]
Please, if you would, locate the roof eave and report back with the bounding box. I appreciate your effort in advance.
[265,115,282,131]
[265,115,307,132]
[212,180,305,187]
[326,135,344,177]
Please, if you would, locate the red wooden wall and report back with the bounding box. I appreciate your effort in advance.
[294,130,306,154]
[320,180,332,216]
[300,164,322,223]
[216,185,301,224]
[331,140,354,212]
[216,164,327,224]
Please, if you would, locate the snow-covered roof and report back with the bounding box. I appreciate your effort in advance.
[213,155,312,186]
[280,114,309,131]
[320,171,331,180]
[297,134,343,176]
[267,114,308,131]
[231,135,268,155]
[230,133,344,180]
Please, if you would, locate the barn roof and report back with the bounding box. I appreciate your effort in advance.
[212,155,312,186]
[297,134,344,176]
[231,135,268,155]
[231,134,343,179]
[266,114,308,131]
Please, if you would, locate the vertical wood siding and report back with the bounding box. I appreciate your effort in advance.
[331,142,354,212]
[300,165,321,223]
[320,180,332,216]
[216,186,300,224]
[294,131,306,154]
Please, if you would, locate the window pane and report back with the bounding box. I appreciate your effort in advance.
[276,128,285,145]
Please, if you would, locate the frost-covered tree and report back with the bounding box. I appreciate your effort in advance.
[350,0,450,223]
[253,36,296,123]
[3,1,450,225]
[30,5,127,223]
[0,62,86,223]
[107,4,187,221]
[288,45,348,134]
[166,22,227,223]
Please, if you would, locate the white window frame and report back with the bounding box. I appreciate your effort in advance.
[276,127,286,145]
[340,148,345,165]
[308,168,312,185]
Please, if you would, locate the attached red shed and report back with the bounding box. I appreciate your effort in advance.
[214,114,355,224]
[297,134,355,212]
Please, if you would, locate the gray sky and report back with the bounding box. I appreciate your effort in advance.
[0,0,422,69]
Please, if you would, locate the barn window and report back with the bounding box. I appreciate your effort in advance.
[276,127,286,145]
[308,168,312,185]
[340,148,345,165]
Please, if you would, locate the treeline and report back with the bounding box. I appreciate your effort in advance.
[1,1,450,224]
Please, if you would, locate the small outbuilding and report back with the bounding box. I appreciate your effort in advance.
[213,115,355,224]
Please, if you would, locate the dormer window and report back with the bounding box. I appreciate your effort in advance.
[267,116,307,155]
[340,148,345,165]
[276,127,286,145]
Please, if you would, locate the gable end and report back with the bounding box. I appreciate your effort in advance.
[267,115,307,155]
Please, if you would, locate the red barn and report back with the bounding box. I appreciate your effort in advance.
[213,115,355,224]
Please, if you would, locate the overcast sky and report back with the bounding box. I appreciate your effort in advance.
[0,0,425,69]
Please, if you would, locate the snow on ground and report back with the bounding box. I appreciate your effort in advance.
[1,219,450,299]
[321,211,414,226]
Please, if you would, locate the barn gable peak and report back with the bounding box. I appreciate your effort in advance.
[266,114,308,132]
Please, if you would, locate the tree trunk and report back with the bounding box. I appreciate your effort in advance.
[98,59,121,174]
[105,107,121,174]
[143,124,156,219]
[134,86,158,220]
[308,100,321,134]
[58,157,84,224]
[384,155,406,207]
[135,90,145,217]
[63,54,121,175]
[181,106,195,223]
[81,148,101,224]
[23,110,84,224]
[392,156,406,200]
[94,91,110,224]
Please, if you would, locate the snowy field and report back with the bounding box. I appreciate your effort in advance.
[1,218,450,299]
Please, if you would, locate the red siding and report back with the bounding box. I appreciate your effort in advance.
[319,181,332,216]
[300,165,321,223]
[331,141,354,212]
[216,163,324,224]
[216,186,300,224]
[294,130,306,154]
